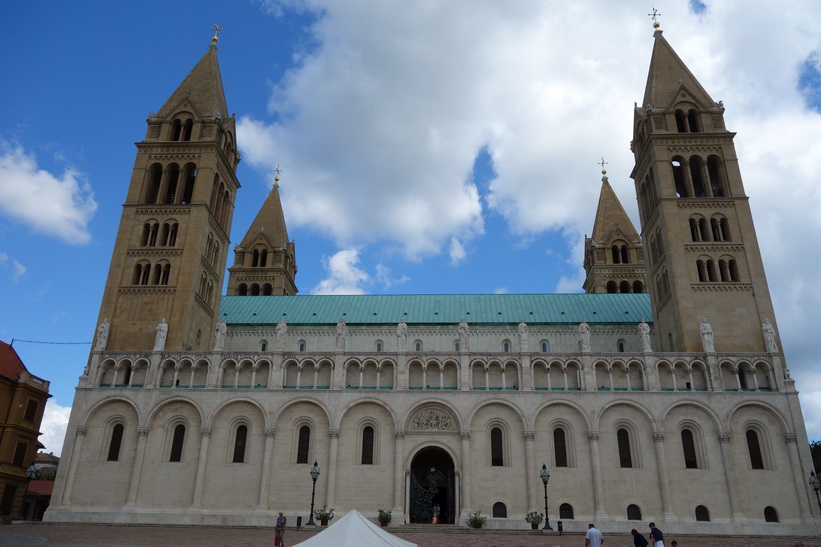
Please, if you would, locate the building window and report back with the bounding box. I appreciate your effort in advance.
[541,341,549,353]
[627,504,642,520]
[491,427,504,466]
[764,506,779,522]
[24,400,38,422]
[617,340,626,352]
[695,505,710,522]
[13,441,28,467]
[375,341,383,352]
[169,424,185,462]
[415,340,423,352]
[492,502,507,518]
[361,426,374,465]
[746,429,764,469]
[299,340,306,352]
[233,425,248,463]
[681,428,698,469]
[554,427,568,467]
[502,341,510,353]
[617,428,633,468]
[107,424,124,461]
[297,425,311,464]
[559,503,574,519]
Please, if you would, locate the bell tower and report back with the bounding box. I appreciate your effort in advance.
[94,35,240,352]
[630,23,780,352]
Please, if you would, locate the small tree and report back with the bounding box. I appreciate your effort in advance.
[377,509,392,525]
[466,510,486,529]
[525,511,544,525]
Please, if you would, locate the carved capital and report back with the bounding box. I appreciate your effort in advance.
[265,428,276,438]
[76,426,87,436]
[653,432,665,442]
[138,427,150,437]
[588,431,600,441]
[329,429,340,439]
[201,428,212,438]
[784,433,798,444]
[460,431,471,440]
[395,431,405,440]
[718,433,731,443]
[524,432,535,442]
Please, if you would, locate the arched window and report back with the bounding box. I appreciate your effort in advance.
[299,341,306,352]
[627,504,642,520]
[238,283,248,296]
[621,245,629,264]
[502,341,510,353]
[361,426,375,465]
[169,424,185,462]
[260,341,267,352]
[107,423,124,461]
[163,163,180,204]
[671,158,688,197]
[263,283,273,295]
[491,427,504,466]
[541,341,549,353]
[617,340,626,352]
[681,429,698,468]
[492,502,507,518]
[695,505,710,522]
[141,221,159,246]
[620,281,631,294]
[415,340,423,352]
[182,119,193,141]
[675,109,687,133]
[764,506,779,522]
[250,283,260,296]
[611,245,621,264]
[688,109,701,132]
[233,425,248,463]
[170,118,182,141]
[180,163,197,204]
[144,164,162,204]
[559,503,574,519]
[554,427,568,467]
[606,281,617,293]
[707,156,726,197]
[296,425,311,464]
[375,341,383,352]
[633,281,644,293]
[746,429,764,469]
[617,428,633,468]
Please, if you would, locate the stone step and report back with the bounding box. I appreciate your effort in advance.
[383,524,555,535]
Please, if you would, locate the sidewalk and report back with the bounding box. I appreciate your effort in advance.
[0,523,819,547]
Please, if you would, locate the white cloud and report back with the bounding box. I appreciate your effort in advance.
[247,1,821,438]
[311,248,369,294]
[375,263,409,290]
[39,399,71,457]
[0,141,97,244]
[0,252,27,282]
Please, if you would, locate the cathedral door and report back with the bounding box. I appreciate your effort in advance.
[409,447,456,524]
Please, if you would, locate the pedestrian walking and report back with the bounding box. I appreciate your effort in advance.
[274,512,287,547]
[585,523,604,547]
[649,522,664,547]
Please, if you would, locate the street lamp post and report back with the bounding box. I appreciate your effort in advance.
[306,461,320,526]
[809,471,821,513]
[540,463,553,530]
[19,464,37,520]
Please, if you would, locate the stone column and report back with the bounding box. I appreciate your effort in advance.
[392,431,405,517]
[588,431,608,520]
[460,352,470,390]
[325,429,340,508]
[460,431,472,519]
[59,426,87,505]
[524,432,537,511]
[123,427,150,509]
[582,354,595,391]
[784,433,814,521]
[521,354,533,391]
[256,428,276,511]
[652,432,676,521]
[270,353,283,389]
[188,428,212,510]
[718,432,744,522]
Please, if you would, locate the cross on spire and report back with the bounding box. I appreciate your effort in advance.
[648,7,661,28]
[599,157,608,174]
[211,22,224,43]
[274,165,282,185]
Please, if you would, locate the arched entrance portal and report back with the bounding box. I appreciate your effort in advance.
[409,446,456,524]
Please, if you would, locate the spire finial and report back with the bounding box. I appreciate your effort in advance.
[211,22,224,44]
[274,165,282,187]
[599,157,608,175]
[648,7,661,29]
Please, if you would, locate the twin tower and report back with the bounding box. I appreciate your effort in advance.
[95,26,780,358]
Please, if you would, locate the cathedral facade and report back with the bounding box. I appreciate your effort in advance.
[45,27,819,536]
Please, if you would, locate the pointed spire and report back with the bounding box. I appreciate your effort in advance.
[590,167,640,244]
[156,42,229,120]
[240,170,290,249]
[642,27,715,110]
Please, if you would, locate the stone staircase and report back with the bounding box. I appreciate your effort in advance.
[383,524,559,536]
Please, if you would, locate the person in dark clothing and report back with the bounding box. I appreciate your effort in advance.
[631,528,649,547]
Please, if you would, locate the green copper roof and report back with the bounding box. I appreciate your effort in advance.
[219,293,652,326]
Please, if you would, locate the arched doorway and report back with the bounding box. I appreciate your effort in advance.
[409,446,456,524]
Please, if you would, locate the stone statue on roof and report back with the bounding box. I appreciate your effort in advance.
[276,318,287,351]
[700,318,714,353]
[397,319,408,351]
[214,318,227,352]
[518,319,528,352]
[95,318,110,351]
[578,319,591,352]
[336,318,346,350]
[458,318,470,351]
[154,318,168,352]
[638,318,652,353]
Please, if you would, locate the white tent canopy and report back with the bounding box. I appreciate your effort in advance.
[293,510,418,547]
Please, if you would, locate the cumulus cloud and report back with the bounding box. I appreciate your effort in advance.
[312,248,369,294]
[0,252,26,282]
[0,142,97,244]
[246,1,821,436]
[39,399,72,457]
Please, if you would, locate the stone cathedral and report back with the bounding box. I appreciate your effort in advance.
[46,25,819,536]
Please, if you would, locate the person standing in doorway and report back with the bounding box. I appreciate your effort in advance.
[585,523,604,547]
[649,522,664,547]
[275,512,287,547]
[432,503,440,525]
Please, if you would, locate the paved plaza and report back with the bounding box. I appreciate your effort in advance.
[0,524,819,547]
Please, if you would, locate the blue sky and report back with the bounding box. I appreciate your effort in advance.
[3,1,821,455]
